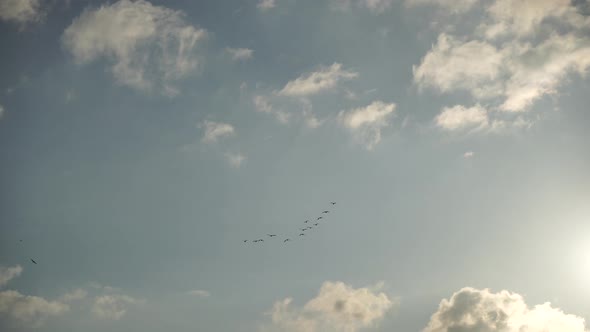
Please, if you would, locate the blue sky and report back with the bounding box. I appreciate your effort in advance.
[1,0,590,331]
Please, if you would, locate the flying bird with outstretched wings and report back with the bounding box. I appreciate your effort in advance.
[267,234,277,237]
[322,210,329,214]
[299,233,305,236]
[30,259,37,264]
[284,239,290,243]
[317,216,323,220]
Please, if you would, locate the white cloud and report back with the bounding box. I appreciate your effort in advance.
[278,63,358,97]
[253,95,291,124]
[262,281,395,332]
[435,104,489,131]
[483,0,588,39]
[423,287,589,332]
[405,0,477,13]
[0,0,42,25]
[0,290,69,328]
[225,152,246,168]
[339,101,396,150]
[0,265,21,288]
[187,290,210,297]
[199,120,235,143]
[463,151,474,158]
[257,0,276,11]
[92,294,141,320]
[62,0,207,95]
[413,33,504,96]
[226,47,254,61]
[414,0,590,117]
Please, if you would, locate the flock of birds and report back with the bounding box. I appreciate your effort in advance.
[244,202,336,244]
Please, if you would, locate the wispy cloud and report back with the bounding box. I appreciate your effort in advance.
[463,151,474,158]
[226,47,254,61]
[187,290,210,297]
[0,265,22,287]
[62,0,207,96]
[199,120,236,143]
[225,152,246,168]
[92,294,143,320]
[0,0,43,26]
[257,0,276,11]
[278,63,358,97]
[339,101,396,150]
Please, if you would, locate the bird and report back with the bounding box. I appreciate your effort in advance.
[267,234,277,237]
[304,220,309,223]
[284,239,290,243]
[317,216,323,220]
[322,210,329,214]
[331,202,336,205]
[30,259,37,264]
[299,233,305,236]
[301,228,307,231]
[258,239,264,242]
[244,240,248,243]
[314,223,319,226]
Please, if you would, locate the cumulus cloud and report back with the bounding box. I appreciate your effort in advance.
[0,265,21,287]
[257,0,276,11]
[261,281,395,332]
[0,290,69,328]
[62,0,207,95]
[0,0,43,25]
[339,101,396,150]
[92,294,142,320]
[413,34,504,97]
[413,0,590,118]
[435,104,489,131]
[187,290,210,297]
[226,47,254,61]
[199,120,235,143]
[278,63,358,97]
[423,287,589,332]
[225,152,246,168]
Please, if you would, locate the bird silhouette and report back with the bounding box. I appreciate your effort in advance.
[244,240,248,243]
[331,202,336,205]
[284,239,290,243]
[322,210,329,214]
[299,233,305,236]
[304,220,309,223]
[30,259,37,264]
[317,216,323,220]
[267,234,277,237]
[314,223,319,226]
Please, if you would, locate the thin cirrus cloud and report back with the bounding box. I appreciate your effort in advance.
[261,281,395,332]
[405,0,477,13]
[199,120,236,144]
[253,95,291,124]
[331,0,395,14]
[226,47,254,61]
[61,0,207,96]
[414,0,590,132]
[277,63,358,97]
[424,287,589,332]
[339,101,396,150]
[187,290,210,297]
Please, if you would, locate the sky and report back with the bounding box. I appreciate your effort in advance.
[1,0,590,331]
